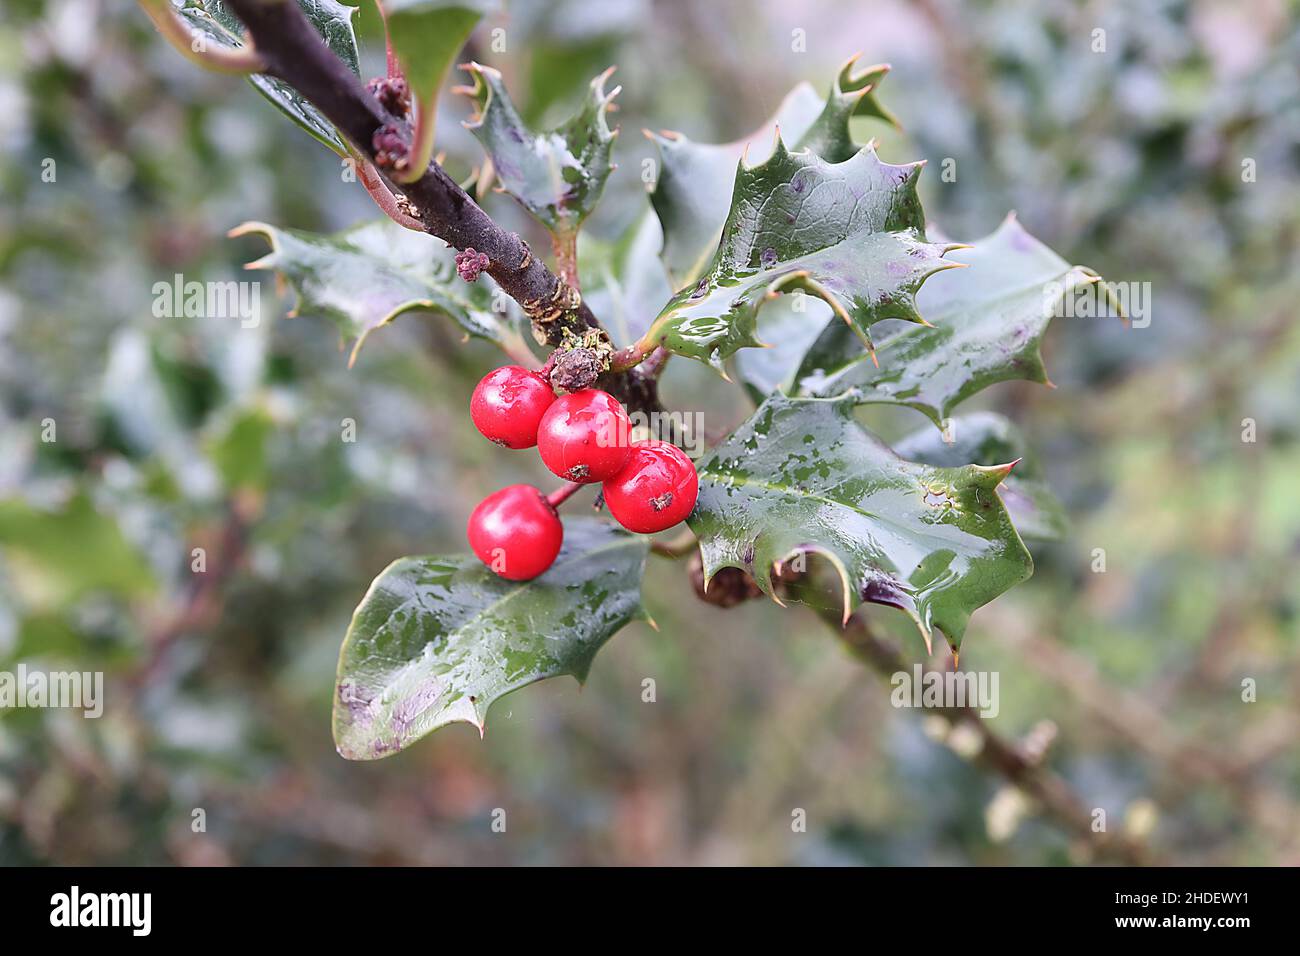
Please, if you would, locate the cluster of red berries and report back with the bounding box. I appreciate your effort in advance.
[466,365,699,580]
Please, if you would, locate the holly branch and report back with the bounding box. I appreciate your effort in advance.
[816,603,1157,865]
[211,0,618,363]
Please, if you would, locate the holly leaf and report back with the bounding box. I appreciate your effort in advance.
[381,0,494,182]
[641,141,962,372]
[647,82,824,289]
[798,215,1100,427]
[893,412,1068,541]
[230,218,530,365]
[181,0,361,155]
[648,56,895,290]
[794,55,899,165]
[458,62,619,240]
[687,393,1032,652]
[332,517,650,760]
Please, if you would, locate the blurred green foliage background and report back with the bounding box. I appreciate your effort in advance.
[1,0,1297,865]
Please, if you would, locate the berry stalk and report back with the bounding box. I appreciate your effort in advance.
[546,482,585,509]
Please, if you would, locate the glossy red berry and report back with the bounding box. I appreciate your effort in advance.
[467,484,563,581]
[603,440,698,534]
[470,365,554,449]
[536,389,631,483]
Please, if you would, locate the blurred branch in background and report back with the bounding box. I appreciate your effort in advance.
[131,494,258,691]
[834,613,1156,866]
[775,571,1158,865]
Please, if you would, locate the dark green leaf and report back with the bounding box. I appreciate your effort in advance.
[646,82,825,289]
[184,0,362,155]
[687,393,1032,652]
[459,62,618,238]
[795,56,899,164]
[642,141,961,371]
[893,412,1068,541]
[231,218,531,365]
[333,517,650,759]
[799,215,1098,427]
[382,0,493,180]
[648,57,898,290]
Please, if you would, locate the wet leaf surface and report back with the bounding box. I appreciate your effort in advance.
[643,142,961,371]
[647,83,824,290]
[799,215,1099,427]
[688,393,1032,651]
[231,218,530,364]
[648,57,896,289]
[333,518,650,759]
[893,412,1067,541]
[184,0,361,155]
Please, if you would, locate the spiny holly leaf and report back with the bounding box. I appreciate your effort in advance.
[641,142,962,372]
[457,62,619,239]
[687,393,1032,653]
[333,517,650,760]
[648,56,896,289]
[181,0,361,155]
[230,218,530,365]
[893,412,1068,541]
[647,83,824,289]
[578,206,673,345]
[381,0,494,183]
[732,60,908,398]
[799,215,1099,427]
[794,55,899,164]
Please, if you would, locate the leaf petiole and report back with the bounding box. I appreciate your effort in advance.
[551,228,580,290]
[546,482,585,509]
[609,337,663,373]
[352,151,425,232]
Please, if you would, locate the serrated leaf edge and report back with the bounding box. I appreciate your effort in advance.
[455,61,620,229]
[693,393,1027,654]
[230,220,515,366]
[640,142,961,373]
[332,531,651,760]
[799,212,1105,428]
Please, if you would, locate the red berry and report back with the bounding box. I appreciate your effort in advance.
[536,389,631,483]
[467,484,563,580]
[470,365,554,449]
[603,440,698,533]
